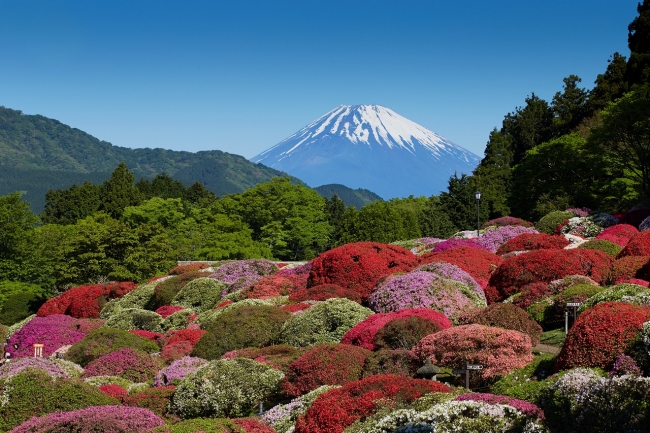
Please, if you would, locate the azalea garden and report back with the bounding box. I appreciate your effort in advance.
[0,208,649,432]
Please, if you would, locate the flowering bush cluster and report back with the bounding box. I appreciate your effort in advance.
[611,255,650,282]
[65,327,159,367]
[458,303,543,345]
[558,216,604,238]
[392,238,443,254]
[414,261,484,297]
[289,284,362,303]
[536,210,574,234]
[170,277,226,313]
[103,308,164,332]
[368,271,486,322]
[8,314,86,358]
[83,347,162,382]
[10,405,166,433]
[0,357,67,379]
[595,223,639,247]
[243,274,307,299]
[170,358,284,418]
[169,262,211,275]
[488,249,612,302]
[420,246,504,283]
[431,238,490,253]
[262,385,340,433]
[618,230,650,258]
[414,324,533,380]
[578,239,622,258]
[37,282,138,318]
[98,383,128,401]
[362,349,420,378]
[496,233,570,256]
[476,225,539,253]
[481,216,534,229]
[556,301,650,370]
[99,282,157,319]
[123,385,177,420]
[221,344,301,373]
[277,261,312,276]
[154,356,208,386]
[307,242,419,302]
[577,283,649,312]
[528,283,604,326]
[154,305,185,318]
[505,282,552,310]
[453,393,545,419]
[280,298,373,347]
[294,374,450,433]
[283,343,371,397]
[152,271,209,309]
[211,259,279,294]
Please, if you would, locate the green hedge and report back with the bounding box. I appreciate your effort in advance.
[65,327,159,366]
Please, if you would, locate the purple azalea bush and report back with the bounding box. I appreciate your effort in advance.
[7,315,85,358]
[640,215,650,232]
[153,356,208,386]
[368,271,487,322]
[10,405,165,433]
[432,238,490,253]
[609,354,642,377]
[83,348,161,382]
[476,225,539,253]
[414,262,485,299]
[0,357,67,379]
[454,393,545,420]
[277,261,312,276]
[566,207,592,218]
[210,259,278,295]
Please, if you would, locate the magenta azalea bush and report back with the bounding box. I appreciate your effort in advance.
[432,238,490,253]
[453,393,545,420]
[476,226,539,253]
[154,356,208,386]
[7,315,85,358]
[277,261,312,276]
[10,405,165,433]
[0,357,67,379]
[368,271,487,322]
[210,259,278,294]
[83,347,161,382]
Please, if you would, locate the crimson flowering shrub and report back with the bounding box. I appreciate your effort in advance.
[307,242,418,302]
[453,393,545,420]
[83,347,163,382]
[124,386,178,421]
[618,231,650,257]
[432,238,490,253]
[37,282,138,318]
[496,233,570,255]
[507,282,552,309]
[99,384,128,402]
[282,303,312,313]
[556,302,650,370]
[595,224,639,247]
[289,284,362,303]
[476,225,539,253]
[621,278,650,287]
[233,418,277,433]
[243,274,307,299]
[294,374,450,433]
[169,263,211,275]
[222,344,302,373]
[7,314,85,358]
[362,349,420,377]
[211,259,279,294]
[414,324,533,380]
[368,271,486,322]
[481,216,534,229]
[341,308,452,351]
[10,405,166,433]
[283,343,371,397]
[154,356,208,386]
[166,329,206,347]
[161,341,194,363]
[420,246,504,283]
[488,249,613,302]
[155,305,185,318]
[611,256,650,282]
[458,303,543,345]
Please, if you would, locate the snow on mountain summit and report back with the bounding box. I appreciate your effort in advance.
[252,105,480,199]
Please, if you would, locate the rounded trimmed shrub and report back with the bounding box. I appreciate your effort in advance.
[611,256,650,283]
[83,347,162,382]
[556,302,650,370]
[211,259,279,294]
[528,283,605,327]
[496,233,570,255]
[221,344,301,373]
[171,277,227,313]
[65,327,159,366]
[481,216,534,229]
[0,357,67,379]
[578,239,623,258]
[578,283,650,312]
[419,246,504,284]
[103,308,164,332]
[618,231,650,258]
[169,262,211,275]
[536,211,574,234]
[413,324,533,381]
[476,225,539,253]
[488,249,613,302]
[432,238,490,253]
[152,271,209,310]
[37,282,138,319]
[193,305,291,360]
[413,261,484,297]
[154,356,208,386]
[170,358,284,418]
[294,374,450,433]
[453,393,545,420]
[288,284,362,304]
[7,314,86,358]
[458,303,543,345]
[506,282,552,310]
[282,343,371,397]
[100,281,157,319]
[307,242,419,302]
[373,315,446,350]
[280,298,373,347]
[123,385,177,420]
[595,224,639,247]
[243,274,307,300]
[361,349,420,378]
[151,418,242,433]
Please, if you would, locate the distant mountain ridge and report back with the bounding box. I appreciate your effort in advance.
[0,106,299,211]
[251,104,480,199]
[314,184,382,209]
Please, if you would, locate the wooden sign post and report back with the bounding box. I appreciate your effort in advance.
[565,302,581,334]
[452,363,483,390]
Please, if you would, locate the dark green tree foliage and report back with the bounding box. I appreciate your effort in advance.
[0,193,39,283]
[588,53,629,113]
[184,181,217,206]
[626,0,650,87]
[324,194,346,246]
[552,75,589,136]
[136,172,188,200]
[99,162,143,219]
[417,195,457,239]
[336,200,420,245]
[41,181,101,225]
[503,93,555,165]
[0,281,49,325]
[438,174,489,231]
[473,129,513,218]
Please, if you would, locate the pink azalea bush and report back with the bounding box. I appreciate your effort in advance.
[432,238,490,253]
[476,225,539,253]
[153,356,208,386]
[210,259,278,294]
[83,347,162,382]
[0,357,67,379]
[7,314,85,358]
[413,324,533,380]
[453,393,545,419]
[10,405,165,433]
[414,261,485,298]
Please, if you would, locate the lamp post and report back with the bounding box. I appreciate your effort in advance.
[475,191,481,238]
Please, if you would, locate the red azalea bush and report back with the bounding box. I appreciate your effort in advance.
[129,330,166,347]
[481,216,534,229]
[222,344,302,373]
[496,233,569,255]
[611,256,650,282]
[618,231,650,258]
[37,282,138,318]
[341,308,452,351]
[595,224,639,247]
[420,246,504,283]
[155,305,185,318]
[619,278,650,287]
[83,347,162,382]
[307,242,419,302]
[233,418,277,433]
[294,374,450,433]
[282,303,312,313]
[508,282,552,309]
[283,343,371,397]
[124,386,177,421]
[289,284,362,304]
[457,303,543,345]
[555,302,650,371]
[243,274,307,299]
[161,329,207,362]
[166,329,206,347]
[488,249,613,302]
[413,324,533,380]
[169,262,211,275]
[99,384,128,402]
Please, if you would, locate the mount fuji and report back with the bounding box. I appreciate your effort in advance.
[251,105,480,199]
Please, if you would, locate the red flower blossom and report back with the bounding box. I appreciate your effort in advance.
[595,224,639,248]
[37,282,138,318]
[289,284,362,304]
[618,231,650,258]
[496,233,569,255]
[155,306,185,318]
[420,246,503,283]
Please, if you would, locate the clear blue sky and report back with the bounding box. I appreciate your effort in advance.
[0,0,639,158]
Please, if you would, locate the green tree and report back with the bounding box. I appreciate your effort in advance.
[588,52,629,113]
[473,129,513,218]
[0,193,39,282]
[438,174,489,231]
[417,195,457,238]
[503,93,555,165]
[626,0,650,87]
[41,181,101,225]
[123,197,186,229]
[100,162,143,219]
[184,181,217,206]
[552,75,589,136]
[324,194,346,246]
[337,200,420,244]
